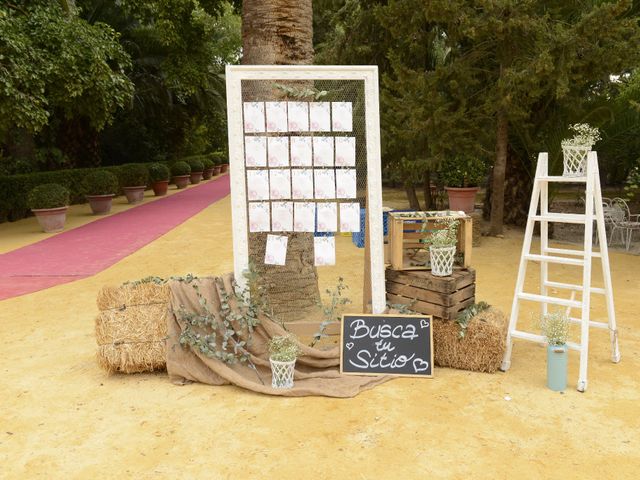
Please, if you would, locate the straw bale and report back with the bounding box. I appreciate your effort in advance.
[433,307,507,373]
[95,282,170,374]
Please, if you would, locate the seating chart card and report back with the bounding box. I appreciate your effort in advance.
[244,136,267,167]
[265,102,288,132]
[248,202,270,232]
[294,202,316,232]
[267,137,289,167]
[271,201,293,232]
[336,169,357,199]
[291,169,314,199]
[309,102,331,132]
[332,102,352,132]
[313,136,334,167]
[269,169,291,200]
[314,236,336,266]
[287,101,309,132]
[339,202,361,232]
[316,202,337,232]
[264,234,288,266]
[290,136,313,167]
[243,102,265,133]
[246,170,270,201]
[335,137,356,167]
[314,169,336,199]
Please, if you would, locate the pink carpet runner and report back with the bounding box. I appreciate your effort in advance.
[0,175,230,301]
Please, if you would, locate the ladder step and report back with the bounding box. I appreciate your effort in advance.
[531,213,587,224]
[517,292,582,308]
[544,247,601,258]
[524,254,584,266]
[544,281,606,295]
[510,330,582,351]
[568,317,609,329]
[537,175,588,183]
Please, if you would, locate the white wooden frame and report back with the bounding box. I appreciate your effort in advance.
[225,65,386,314]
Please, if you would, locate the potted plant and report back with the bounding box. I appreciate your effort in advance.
[421,217,459,277]
[27,183,70,233]
[561,123,601,177]
[201,157,215,180]
[148,163,170,196]
[186,157,205,184]
[439,156,486,213]
[540,311,570,391]
[119,164,149,204]
[268,334,303,389]
[171,161,191,189]
[212,151,228,173]
[83,170,119,214]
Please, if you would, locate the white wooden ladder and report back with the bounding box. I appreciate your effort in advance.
[501,151,620,392]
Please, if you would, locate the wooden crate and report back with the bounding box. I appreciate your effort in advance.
[385,268,475,320]
[387,211,472,271]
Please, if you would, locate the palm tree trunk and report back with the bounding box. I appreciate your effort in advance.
[489,110,508,235]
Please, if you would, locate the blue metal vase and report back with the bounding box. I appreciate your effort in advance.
[547,344,568,391]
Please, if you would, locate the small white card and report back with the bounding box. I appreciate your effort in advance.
[244,136,267,167]
[336,169,357,199]
[267,137,289,167]
[340,202,361,232]
[314,169,336,199]
[314,236,336,266]
[269,169,291,200]
[271,201,293,232]
[243,102,265,133]
[287,102,309,132]
[248,202,270,232]
[265,102,288,132]
[290,136,313,167]
[316,202,337,232]
[246,170,270,201]
[335,137,356,167]
[313,136,334,167]
[332,102,352,132]
[309,102,331,132]
[265,234,288,266]
[291,169,314,199]
[294,202,316,232]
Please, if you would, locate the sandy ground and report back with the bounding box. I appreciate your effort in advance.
[1,194,639,479]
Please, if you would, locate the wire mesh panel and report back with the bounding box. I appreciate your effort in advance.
[226,66,384,322]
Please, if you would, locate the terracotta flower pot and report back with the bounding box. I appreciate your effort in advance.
[220,164,229,173]
[173,175,190,189]
[202,168,214,180]
[32,206,68,233]
[86,194,115,215]
[123,185,146,204]
[190,172,203,184]
[445,186,479,214]
[213,165,222,175]
[152,180,169,196]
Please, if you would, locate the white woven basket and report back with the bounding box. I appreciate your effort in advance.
[561,144,591,177]
[430,245,456,277]
[270,358,296,389]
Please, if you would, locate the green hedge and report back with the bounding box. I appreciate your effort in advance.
[0,163,155,223]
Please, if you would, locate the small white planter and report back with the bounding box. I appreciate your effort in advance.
[430,245,456,277]
[561,144,591,177]
[270,358,296,389]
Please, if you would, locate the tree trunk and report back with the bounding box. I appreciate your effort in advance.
[489,110,508,235]
[241,0,319,322]
[423,170,433,210]
[405,181,421,210]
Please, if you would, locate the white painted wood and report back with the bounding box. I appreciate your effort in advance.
[225,65,385,313]
[544,247,601,258]
[531,213,587,223]
[523,254,585,266]
[544,280,606,295]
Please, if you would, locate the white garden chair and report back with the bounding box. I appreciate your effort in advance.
[608,198,640,250]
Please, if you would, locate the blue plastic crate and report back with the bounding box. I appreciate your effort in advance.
[351,208,391,248]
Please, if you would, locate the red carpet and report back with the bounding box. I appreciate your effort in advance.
[0,175,230,301]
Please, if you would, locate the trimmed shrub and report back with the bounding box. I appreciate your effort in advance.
[185,157,204,173]
[148,163,170,183]
[83,170,119,196]
[202,157,214,170]
[119,163,149,187]
[171,161,191,176]
[209,152,227,165]
[27,184,70,210]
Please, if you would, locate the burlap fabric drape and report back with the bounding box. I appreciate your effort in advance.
[167,274,392,397]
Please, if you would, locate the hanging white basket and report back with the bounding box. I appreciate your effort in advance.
[561,144,591,177]
[429,245,456,277]
[270,358,296,389]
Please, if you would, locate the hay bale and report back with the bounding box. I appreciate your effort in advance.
[95,282,170,374]
[433,307,507,373]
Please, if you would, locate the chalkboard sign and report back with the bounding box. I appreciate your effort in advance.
[340,314,433,377]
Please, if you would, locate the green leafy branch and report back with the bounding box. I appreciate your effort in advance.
[455,301,490,339]
[310,277,351,347]
[273,83,328,100]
